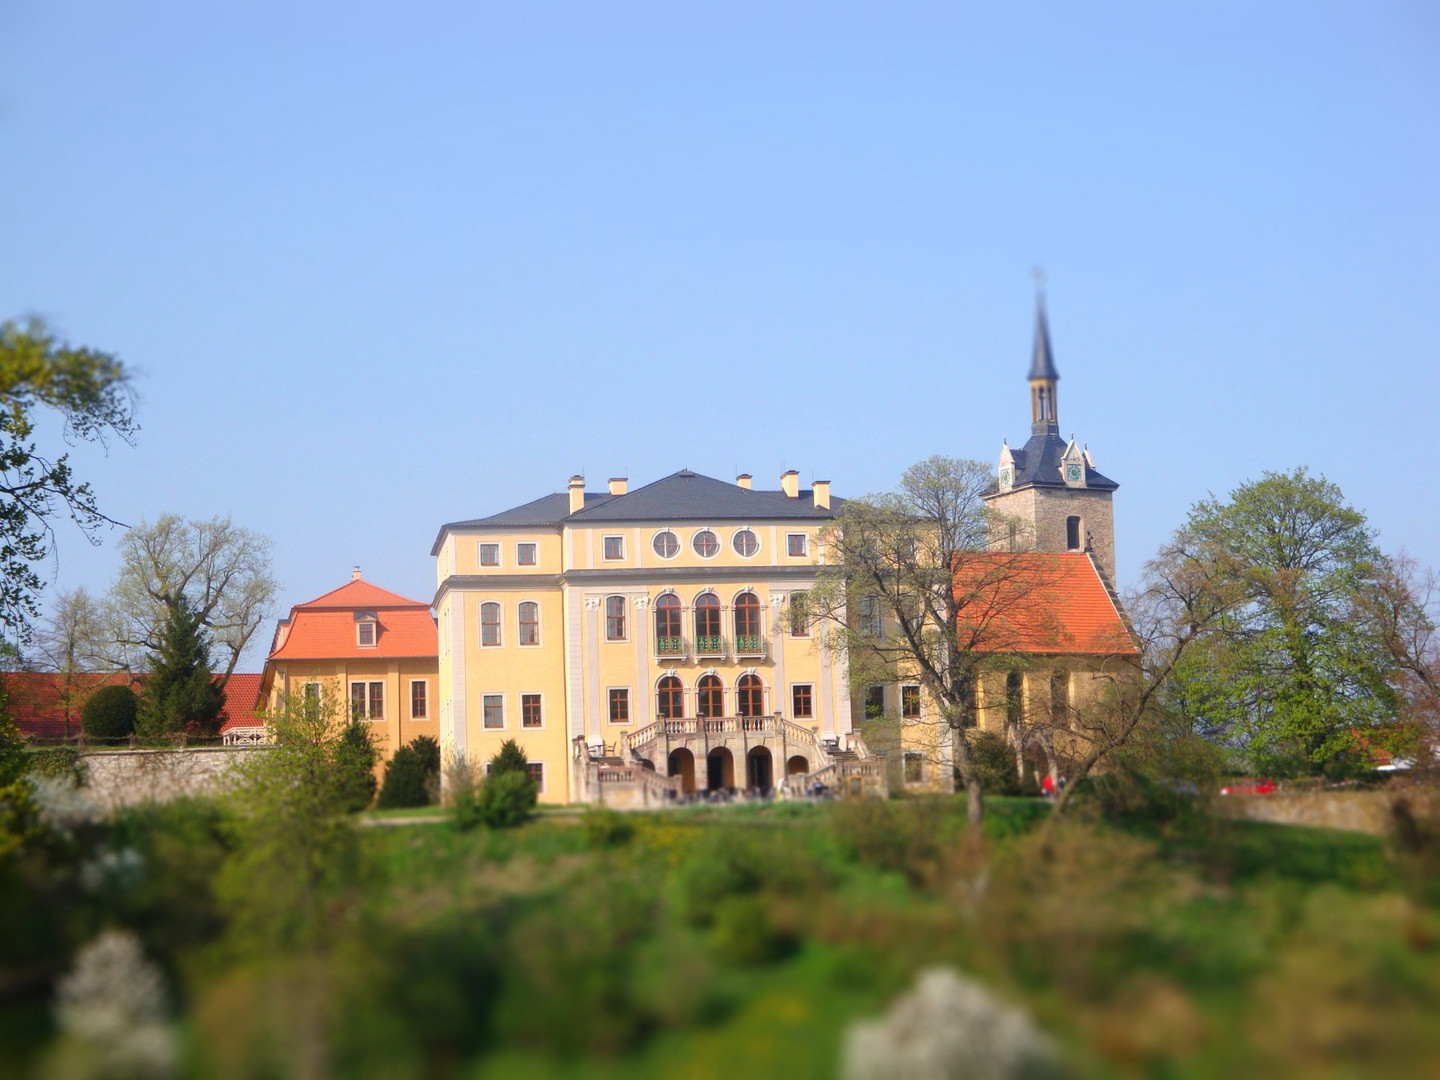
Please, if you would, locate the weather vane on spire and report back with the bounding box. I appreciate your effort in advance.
[1031,265,1046,294]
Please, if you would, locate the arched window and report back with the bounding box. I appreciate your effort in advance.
[657,676,684,719]
[696,674,723,718]
[733,591,762,649]
[605,595,626,640]
[480,602,501,647]
[1050,670,1070,725]
[694,592,722,651]
[1066,516,1082,551]
[654,594,682,654]
[737,674,765,717]
[518,601,539,646]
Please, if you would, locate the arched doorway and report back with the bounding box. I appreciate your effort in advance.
[746,746,774,793]
[668,748,696,794]
[786,755,809,777]
[706,747,735,792]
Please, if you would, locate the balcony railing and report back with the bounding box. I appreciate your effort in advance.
[733,634,766,658]
[655,636,687,658]
[694,635,726,657]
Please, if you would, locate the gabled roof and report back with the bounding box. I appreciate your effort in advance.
[993,431,1118,493]
[432,470,841,552]
[953,552,1136,656]
[268,577,437,661]
[4,671,265,739]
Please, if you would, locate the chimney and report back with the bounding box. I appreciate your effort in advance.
[352,566,362,581]
[568,474,586,514]
[812,480,831,510]
[736,473,753,490]
[780,470,800,498]
[608,477,628,496]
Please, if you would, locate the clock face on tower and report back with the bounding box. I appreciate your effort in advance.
[1066,464,1083,483]
[999,468,1011,487]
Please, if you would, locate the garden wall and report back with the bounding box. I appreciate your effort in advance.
[79,746,267,811]
[1219,786,1438,836]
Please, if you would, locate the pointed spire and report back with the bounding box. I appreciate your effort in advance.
[1029,292,1060,381]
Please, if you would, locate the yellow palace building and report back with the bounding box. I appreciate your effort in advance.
[430,470,884,805]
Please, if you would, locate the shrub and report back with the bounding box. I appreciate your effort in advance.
[377,739,438,810]
[475,770,536,829]
[80,685,138,740]
[968,731,1039,797]
[334,720,378,812]
[583,807,635,849]
[26,746,87,785]
[489,739,530,778]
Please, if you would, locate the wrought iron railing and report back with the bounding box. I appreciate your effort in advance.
[733,634,766,657]
[694,635,726,656]
[655,636,687,657]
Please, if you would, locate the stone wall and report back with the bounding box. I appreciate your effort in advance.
[1218,786,1438,836]
[79,746,267,812]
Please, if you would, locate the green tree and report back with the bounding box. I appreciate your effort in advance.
[812,455,1049,840]
[1167,468,1399,774]
[80,683,139,740]
[377,736,440,809]
[489,738,532,778]
[135,594,225,738]
[335,719,379,812]
[0,318,135,653]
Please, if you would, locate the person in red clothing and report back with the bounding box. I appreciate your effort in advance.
[1041,773,1056,798]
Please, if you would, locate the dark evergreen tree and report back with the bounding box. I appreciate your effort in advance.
[489,738,530,777]
[135,594,225,738]
[81,683,139,740]
[376,735,441,809]
[335,719,379,812]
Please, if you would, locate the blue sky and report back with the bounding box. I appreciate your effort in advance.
[3,1,1437,668]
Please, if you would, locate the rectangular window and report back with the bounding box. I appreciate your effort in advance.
[410,680,427,719]
[789,591,810,636]
[1051,671,1070,725]
[865,685,885,719]
[902,684,921,720]
[602,535,625,561]
[357,621,376,647]
[516,542,537,566]
[351,681,383,721]
[787,533,808,557]
[482,694,504,730]
[526,762,545,793]
[608,688,630,724]
[904,753,924,784]
[859,596,883,637]
[605,595,626,640]
[791,683,813,719]
[479,542,500,567]
[521,693,542,729]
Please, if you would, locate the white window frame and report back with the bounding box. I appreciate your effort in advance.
[478,541,501,567]
[480,601,503,647]
[651,530,679,559]
[516,542,538,566]
[790,682,815,720]
[786,532,808,558]
[481,693,505,730]
[602,534,626,561]
[356,619,377,648]
[607,686,631,725]
[604,595,627,641]
[519,691,545,731]
[903,752,925,784]
[732,528,759,558]
[409,679,428,720]
[350,680,384,722]
[517,600,541,647]
[692,529,719,559]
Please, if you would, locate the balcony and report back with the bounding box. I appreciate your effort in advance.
[733,634,767,658]
[694,635,726,658]
[655,636,688,659]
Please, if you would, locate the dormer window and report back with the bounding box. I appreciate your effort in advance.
[356,614,378,648]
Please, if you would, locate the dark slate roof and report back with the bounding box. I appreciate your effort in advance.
[1029,299,1060,381]
[573,470,842,522]
[432,471,840,553]
[1001,432,1118,493]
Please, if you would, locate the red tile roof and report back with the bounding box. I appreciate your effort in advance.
[268,577,437,661]
[3,671,265,739]
[952,552,1137,656]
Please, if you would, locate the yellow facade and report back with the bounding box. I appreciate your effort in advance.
[259,659,440,761]
[433,471,855,804]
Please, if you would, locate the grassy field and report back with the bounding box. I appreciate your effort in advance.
[4,793,1438,1078]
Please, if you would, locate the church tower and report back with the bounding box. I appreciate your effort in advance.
[982,295,1119,584]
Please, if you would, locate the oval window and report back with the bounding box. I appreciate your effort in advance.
[732,529,759,557]
[652,530,679,559]
[692,530,719,558]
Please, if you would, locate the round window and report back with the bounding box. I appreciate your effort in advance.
[652,530,679,559]
[692,530,719,558]
[732,529,758,557]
